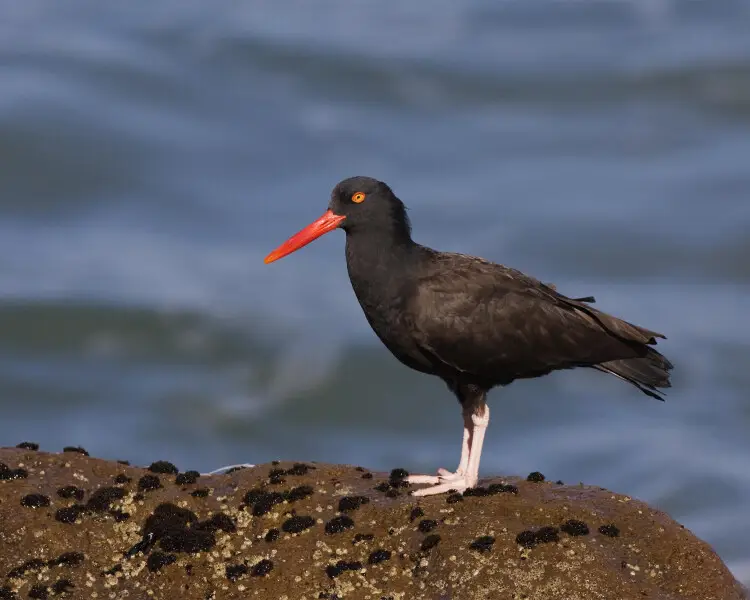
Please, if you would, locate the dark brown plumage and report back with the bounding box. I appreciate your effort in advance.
[406,251,671,398]
[265,176,673,495]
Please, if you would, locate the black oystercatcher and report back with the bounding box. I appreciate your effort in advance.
[264,176,673,496]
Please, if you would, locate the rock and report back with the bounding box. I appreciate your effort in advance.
[0,447,746,600]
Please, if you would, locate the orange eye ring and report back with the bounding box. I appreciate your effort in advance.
[351,192,366,203]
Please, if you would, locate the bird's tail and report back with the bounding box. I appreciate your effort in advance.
[593,347,673,401]
[552,290,674,400]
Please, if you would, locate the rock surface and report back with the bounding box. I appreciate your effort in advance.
[0,446,746,600]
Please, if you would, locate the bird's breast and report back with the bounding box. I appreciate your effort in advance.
[348,273,434,374]
[344,236,436,373]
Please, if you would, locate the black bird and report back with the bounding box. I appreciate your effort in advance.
[265,176,673,496]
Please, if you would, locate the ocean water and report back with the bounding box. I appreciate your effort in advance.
[0,0,749,584]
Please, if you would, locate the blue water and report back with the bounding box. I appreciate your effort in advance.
[0,0,749,584]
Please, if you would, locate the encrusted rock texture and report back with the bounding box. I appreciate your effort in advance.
[0,445,746,600]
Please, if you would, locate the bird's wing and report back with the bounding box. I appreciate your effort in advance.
[407,252,663,383]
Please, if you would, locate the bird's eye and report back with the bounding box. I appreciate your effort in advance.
[351,192,366,203]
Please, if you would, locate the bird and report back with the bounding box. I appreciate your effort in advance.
[264,176,673,496]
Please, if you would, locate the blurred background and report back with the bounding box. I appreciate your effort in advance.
[1,0,748,584]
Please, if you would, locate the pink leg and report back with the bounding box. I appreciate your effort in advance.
[408,404,490,495]
[463,404,489,488]
[436,409,472,480]
[406,409,472,485]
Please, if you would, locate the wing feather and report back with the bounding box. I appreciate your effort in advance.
[407,251,665,384]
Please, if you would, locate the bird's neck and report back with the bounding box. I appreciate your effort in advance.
[344,228,418,305]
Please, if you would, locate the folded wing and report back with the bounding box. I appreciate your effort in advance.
[407,252,671,392]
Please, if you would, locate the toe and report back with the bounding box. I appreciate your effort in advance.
[436,469,464,481]
[406,474,442,485]
[410,478,469,497]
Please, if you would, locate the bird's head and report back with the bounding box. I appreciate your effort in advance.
[264,176,411,264]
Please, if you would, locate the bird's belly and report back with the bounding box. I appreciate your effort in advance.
[381,338,435,374]
[364,313,435,375]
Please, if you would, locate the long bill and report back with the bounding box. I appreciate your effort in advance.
[264,210,346,264]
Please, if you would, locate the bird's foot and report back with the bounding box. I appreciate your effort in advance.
[410,476,475,497]
[436,468,466,481]
[406,467,465,486]
[407,468,477,496]
[405,474,442,485]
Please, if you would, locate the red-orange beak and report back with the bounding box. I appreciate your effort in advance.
[264,210,346,264]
